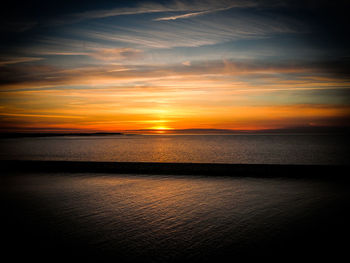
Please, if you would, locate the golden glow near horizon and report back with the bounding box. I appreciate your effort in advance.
[1,1,349,133]
[1,68,349,133]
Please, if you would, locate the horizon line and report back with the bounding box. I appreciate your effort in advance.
[1,126,349,135]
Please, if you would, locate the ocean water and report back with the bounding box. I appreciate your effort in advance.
[2,173,349,261]
[0,134,348,164]
[2,134,349,261]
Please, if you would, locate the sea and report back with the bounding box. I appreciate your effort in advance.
[0,134,349,164]
[1,134,349,262]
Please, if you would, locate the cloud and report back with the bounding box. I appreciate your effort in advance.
[51,0,256,25]
[0,57,44,66]
[153,4,239,21]
[22,40,143,61]
[50,1,192,25]
[0,20,37,32]
[89,48,143,61]
[73,14,297,49]
[1,58,349,92]
[154,10,213,21]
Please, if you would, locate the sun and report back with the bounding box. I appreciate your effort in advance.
[152,126,171,130]
[150,126,173,134]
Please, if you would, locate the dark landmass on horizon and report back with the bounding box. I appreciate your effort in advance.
[0,132,123,138]
[1,126,348,138]
[128,126,350,134]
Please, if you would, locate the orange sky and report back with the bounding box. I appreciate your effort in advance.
[1,74,349,132]
[1,1,349,133]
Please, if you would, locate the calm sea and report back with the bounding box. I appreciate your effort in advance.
[2,134,349,261]
[0,134,349,164]
[2,173,349,261]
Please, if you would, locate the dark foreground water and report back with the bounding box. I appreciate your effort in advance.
[0,134,349,164]
[2,172,349,262]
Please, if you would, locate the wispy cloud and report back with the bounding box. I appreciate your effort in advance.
[22,39,143,62]
[0,113,84,119]
[153,5,237,21]
[1,58,349,91]
[0,20,37,32]
[52,0,256,24]
[89,48,143,61]
[0,57,44,66]
[154,10,215,21]
[72,14,296,49]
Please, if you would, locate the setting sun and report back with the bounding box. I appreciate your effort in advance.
[151,126,172,130]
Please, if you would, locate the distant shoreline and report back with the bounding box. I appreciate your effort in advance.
[1,126,349,137]
[0,132,124,138]
[1,160,348,180]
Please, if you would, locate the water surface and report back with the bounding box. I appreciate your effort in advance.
[0,134,348,164]
[2,173,349,261]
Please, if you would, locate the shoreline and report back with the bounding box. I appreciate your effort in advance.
[0,132,124,138]
[1,160,348,180]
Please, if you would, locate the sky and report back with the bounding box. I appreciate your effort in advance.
[0,0,349,132]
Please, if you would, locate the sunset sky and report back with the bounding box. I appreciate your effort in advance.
[1,0,349,132]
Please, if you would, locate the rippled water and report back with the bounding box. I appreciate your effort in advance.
[0,134,348,164]
[2,173,349,261]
